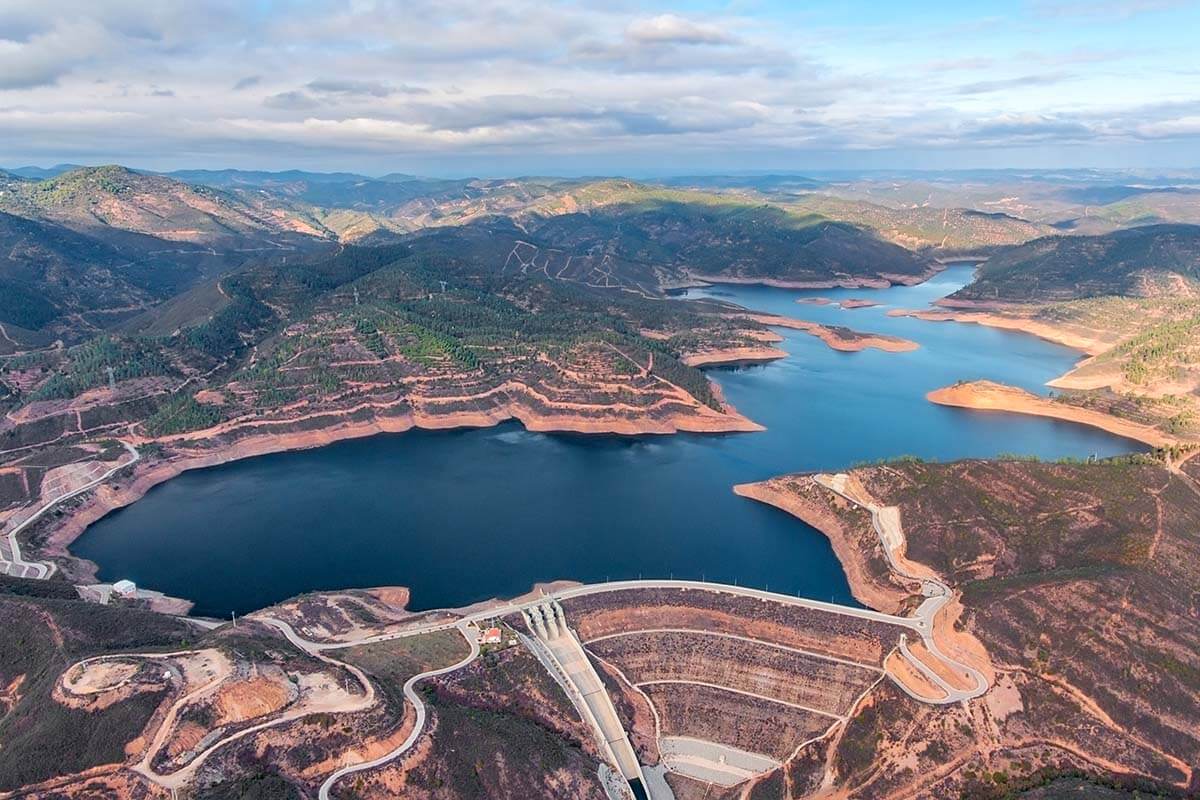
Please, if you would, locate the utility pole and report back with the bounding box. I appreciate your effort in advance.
[231,610,237,628]
[106,365,116,392]
[439,280,448,293]
[353,287,360,306]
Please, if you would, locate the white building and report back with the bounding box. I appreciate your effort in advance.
[113,579,137,597]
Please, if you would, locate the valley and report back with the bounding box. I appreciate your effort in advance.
[1,165,1198,800]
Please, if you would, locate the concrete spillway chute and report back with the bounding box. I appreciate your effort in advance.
[532,606,551,639]
[544,603,561,639]
[552,601,568,632]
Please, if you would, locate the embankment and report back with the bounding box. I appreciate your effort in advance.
[888,308,1110,355]
[47,391,764,581]
[732,480,908,614]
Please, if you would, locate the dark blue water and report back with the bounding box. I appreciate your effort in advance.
[74,267,1144,617]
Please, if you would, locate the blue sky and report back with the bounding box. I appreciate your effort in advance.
[1,0,1197,175]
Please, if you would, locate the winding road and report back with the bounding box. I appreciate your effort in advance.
[0,441,139,579]
[813,472,989,702]
[314,621,479,800]
[56,574,986,796]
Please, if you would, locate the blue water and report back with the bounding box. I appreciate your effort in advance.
[74,267,1143,617]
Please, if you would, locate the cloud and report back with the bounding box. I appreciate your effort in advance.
[964,114,1096,143]
[263,90,320,111]
[953,72,1072,95]
[1135,115,1200,137]
[625,14,734,45]
[306,79,427,97]
[0,1,1196,170]
[0,19,110,89]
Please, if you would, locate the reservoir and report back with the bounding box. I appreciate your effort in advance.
[73,267,1144,617]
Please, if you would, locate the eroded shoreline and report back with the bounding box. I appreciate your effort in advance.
[45,393,771,584]
[927,380,1177,449]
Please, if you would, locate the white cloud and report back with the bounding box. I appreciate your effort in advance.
[625,14,734,45]
[0,0,1196,170]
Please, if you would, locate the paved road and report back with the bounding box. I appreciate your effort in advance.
[314,621,479,800]
[0,441,139,579]
[258,616,482,800]
[814,473,988,703]
[301,578,925,655]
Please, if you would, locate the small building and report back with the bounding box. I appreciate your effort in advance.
[113,579,138,597]
[478,626,503,645]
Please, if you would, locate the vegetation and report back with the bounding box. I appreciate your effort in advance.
[183,276,275,359]
[195,772,302,800]
[0,595,193,791]
[28,336,173,401]
[1106,312,1200,385]
[142,392,226,436]
[954,223,1200,303]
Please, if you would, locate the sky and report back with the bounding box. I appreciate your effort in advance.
[1,0,1198,176]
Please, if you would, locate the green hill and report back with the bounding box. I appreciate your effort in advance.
[0,166,326,246]
[952,224,1200,303]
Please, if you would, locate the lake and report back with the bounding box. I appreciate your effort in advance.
[74,266,1143,617]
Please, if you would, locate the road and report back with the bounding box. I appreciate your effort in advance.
[129,618,382,791]
[314,621,479,800]
[51,542,985,795]
[301,578,926,655]
[813,473,988,703]
[54,570,987,797]
[0,441,139,579]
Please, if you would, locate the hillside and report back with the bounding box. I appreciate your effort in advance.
[174,172,939,286]
[520,183,936,289]
[952,224,1200,303]
[0,166,327,246]
[0,221,804,466]
[781,194,1056,253]
[0,579,610,799]
[739,457,1200,798]
[909,225,1200,442]
[0,216,333,350]
[0,211,139,333]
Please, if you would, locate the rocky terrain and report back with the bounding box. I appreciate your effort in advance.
[0,166,324,246]
[0,579,608,800]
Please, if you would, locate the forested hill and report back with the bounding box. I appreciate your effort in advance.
[951,223,1200,303]
[0,220,792,447]
[520,195,933,290]
[0,167,939,346]
[0,165,326,245]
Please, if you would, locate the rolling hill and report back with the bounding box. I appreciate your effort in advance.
[929,224,1200,441]
[951,224,1200,303]
[0,166,327,246]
